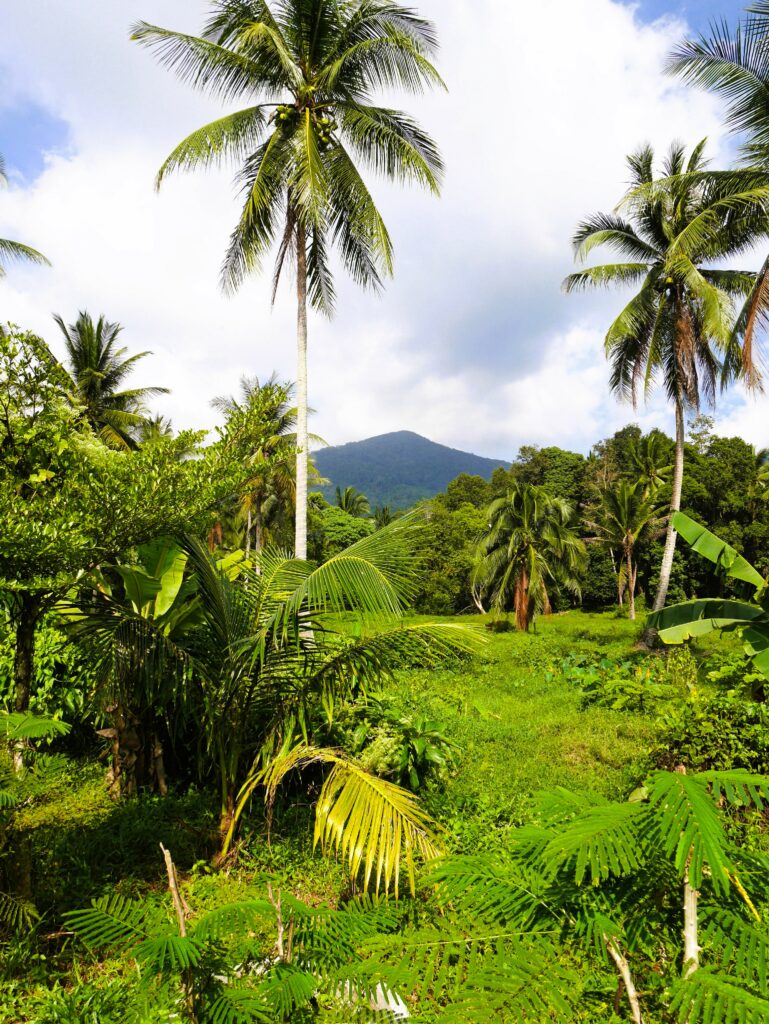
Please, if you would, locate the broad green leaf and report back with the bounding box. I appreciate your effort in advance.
[672,512,766,591]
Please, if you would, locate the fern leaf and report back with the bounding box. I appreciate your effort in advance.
[194,899,274,942]
[671,970,769,1024]
[134,934,203,973]
[0,890,38,930]
[0,712,70,741]
[257,962,317,1017]
[647,771,733,893]
[702,908,769,995]
[64,894,151,951]
[206,985,272,1024]
[539,801,647,885]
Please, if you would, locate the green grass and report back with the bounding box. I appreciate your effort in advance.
[375,610,661,850]
[1,607,725,1021]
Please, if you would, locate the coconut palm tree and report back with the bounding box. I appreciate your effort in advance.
[0,154,50,276]
[627,431,673,497]
[563,141,767,636]
[132,0,444,560]
[336,484,370,518]
[586,480,665,620]
[212,374,299,555]
[668,5,769,362]
[54,312,169,450]
[474,482,586,631]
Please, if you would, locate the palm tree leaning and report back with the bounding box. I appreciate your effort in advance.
[132,0,444,560]
[54,311,169,450]
[474,482,586,632]
[563,141,767,639]
[586,480,665,620]
[0,153,50,275]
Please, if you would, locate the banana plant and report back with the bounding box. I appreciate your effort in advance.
[647,512,769,678]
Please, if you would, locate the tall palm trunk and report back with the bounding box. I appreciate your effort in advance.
[626,545,636,621]
[295,224,308,561]
[644,397,684,643]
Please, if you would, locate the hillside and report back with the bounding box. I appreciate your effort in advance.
[313,430,510,508]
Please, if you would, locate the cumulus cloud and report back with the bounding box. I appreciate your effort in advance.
[0,0,763,458]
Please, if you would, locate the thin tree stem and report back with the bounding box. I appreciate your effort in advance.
[606,937,644,1024]
[295,222,309,561]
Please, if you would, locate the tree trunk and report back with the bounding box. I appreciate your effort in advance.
[245,508,252,559]
[254,505,264,556]
[294,223,309,561]
[606,936,643,1024]
[643,396,684,644]
[683,867,699,978]
[13,594,42,771]
[626,546,636,621]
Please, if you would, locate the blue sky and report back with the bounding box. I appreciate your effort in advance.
[0,0,766,457]
[641,0,743,28]
[0,102,69,181]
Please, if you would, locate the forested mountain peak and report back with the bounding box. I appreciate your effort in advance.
[313,431,511,508]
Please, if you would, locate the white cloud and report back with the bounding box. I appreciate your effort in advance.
[1,0,765,458]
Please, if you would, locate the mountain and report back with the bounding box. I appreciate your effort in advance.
[313,430,510,509]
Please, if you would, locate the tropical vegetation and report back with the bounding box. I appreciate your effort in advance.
[4,1,769,1022]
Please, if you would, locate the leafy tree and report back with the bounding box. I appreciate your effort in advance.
[474,482,586,630]
[309,498,372,560]
[335,484,370,518]
[212,375,298,555]
[133,0,444,560]
[0,327,249,722]
[512,445,586,506]
[0,155,49,275]
[443,473,491,511]
[564,141,766,635]
[586,481,665,619]
[54,311,169,450]
[412,499,486,615]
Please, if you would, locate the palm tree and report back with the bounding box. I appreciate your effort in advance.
[668,5,769,360]
[75,517,478,873]
[586,480,665,620]
[54,311,169,450]
[0,154,50,276]
[132,1,444,561]
[336,484,370,518]
[212,374,298,555]
[627,431,672,497]
[563,141,767,635]
[474,482,586,631]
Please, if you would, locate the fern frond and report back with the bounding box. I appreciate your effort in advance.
[539,801,647,885]
[64,894,152,951]
[0,890,39,930]
[134,934,204,973]
[194,899,274,942]
[671,969,769,1024]
[647,770,734,893]
[703,908,769,995]
[0,712,70,741]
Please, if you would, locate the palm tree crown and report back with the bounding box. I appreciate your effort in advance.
[474,482,585,631]
[132,0,444,560]
[336,484,370,518]
[212,374,299,553]
[564,140,768,628]
[54,311,169,450]
[587,480,665,620]
[0,153,50,276]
